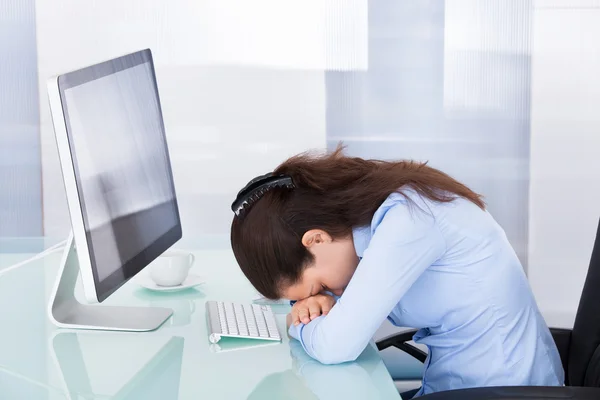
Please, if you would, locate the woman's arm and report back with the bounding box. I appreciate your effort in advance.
[287,202,446,364]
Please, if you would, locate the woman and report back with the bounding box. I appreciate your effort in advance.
[231,147,564,397]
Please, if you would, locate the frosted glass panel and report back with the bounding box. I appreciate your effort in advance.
[326,0,533,266]
[38,1,370,240]
[0,0,42,238]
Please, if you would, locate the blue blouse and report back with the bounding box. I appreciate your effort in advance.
[288,190,564,396]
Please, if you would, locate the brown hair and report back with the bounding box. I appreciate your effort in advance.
[231,146,484,299]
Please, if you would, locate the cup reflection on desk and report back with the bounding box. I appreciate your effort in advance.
[150,298,197,326]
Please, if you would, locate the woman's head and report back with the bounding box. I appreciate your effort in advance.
[230,170,360,301]
[230,146,484,300]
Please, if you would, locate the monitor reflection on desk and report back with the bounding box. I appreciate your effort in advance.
[51,332,184,399]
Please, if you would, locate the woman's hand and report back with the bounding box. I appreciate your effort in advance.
[289,294,336,326]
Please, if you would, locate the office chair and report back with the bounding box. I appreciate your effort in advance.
[376,218,600,399]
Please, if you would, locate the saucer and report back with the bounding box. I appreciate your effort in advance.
[137,273,205,292]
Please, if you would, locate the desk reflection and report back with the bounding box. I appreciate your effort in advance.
[51,332,184,400]
[249,340,400,400]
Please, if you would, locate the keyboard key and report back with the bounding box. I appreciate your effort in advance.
[234,303,249,336]
[253,305,269,338]
[217,302,228,334]
[243,304,259,337]
[224,302,239,335]
[264,310,280,339]
[208,301,224,336]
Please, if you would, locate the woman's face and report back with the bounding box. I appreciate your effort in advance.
[281,230,360,301]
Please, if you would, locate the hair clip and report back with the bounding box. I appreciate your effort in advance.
[231,173,295,217]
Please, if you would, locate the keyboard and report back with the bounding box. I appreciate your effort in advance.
[206,301,282,344]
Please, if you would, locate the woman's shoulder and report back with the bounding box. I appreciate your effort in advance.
[371,189,438,229]
[372,188,485,230]
[364,190,447,255]
[376,188,444,215]
[375,188,502,245]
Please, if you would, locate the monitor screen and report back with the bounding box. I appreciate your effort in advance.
[57,50,181,301]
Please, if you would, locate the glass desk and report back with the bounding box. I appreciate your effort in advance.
[0,239,402,399]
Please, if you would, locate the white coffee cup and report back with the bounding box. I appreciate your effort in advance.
[150,249,195,287]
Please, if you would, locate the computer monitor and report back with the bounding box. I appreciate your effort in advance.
[47,49,180,331]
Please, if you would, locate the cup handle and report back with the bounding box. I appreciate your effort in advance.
[188,252,195,267]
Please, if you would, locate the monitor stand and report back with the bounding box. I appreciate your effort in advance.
[48,233,173,331]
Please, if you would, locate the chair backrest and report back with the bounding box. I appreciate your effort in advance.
[569,219,600,387]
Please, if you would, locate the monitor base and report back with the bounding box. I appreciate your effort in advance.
[48,233,172,331]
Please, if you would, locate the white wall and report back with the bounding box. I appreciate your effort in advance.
[36,0,367,242]
[528,0,600,326]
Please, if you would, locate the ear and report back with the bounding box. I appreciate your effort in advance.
[301,229,333,248]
